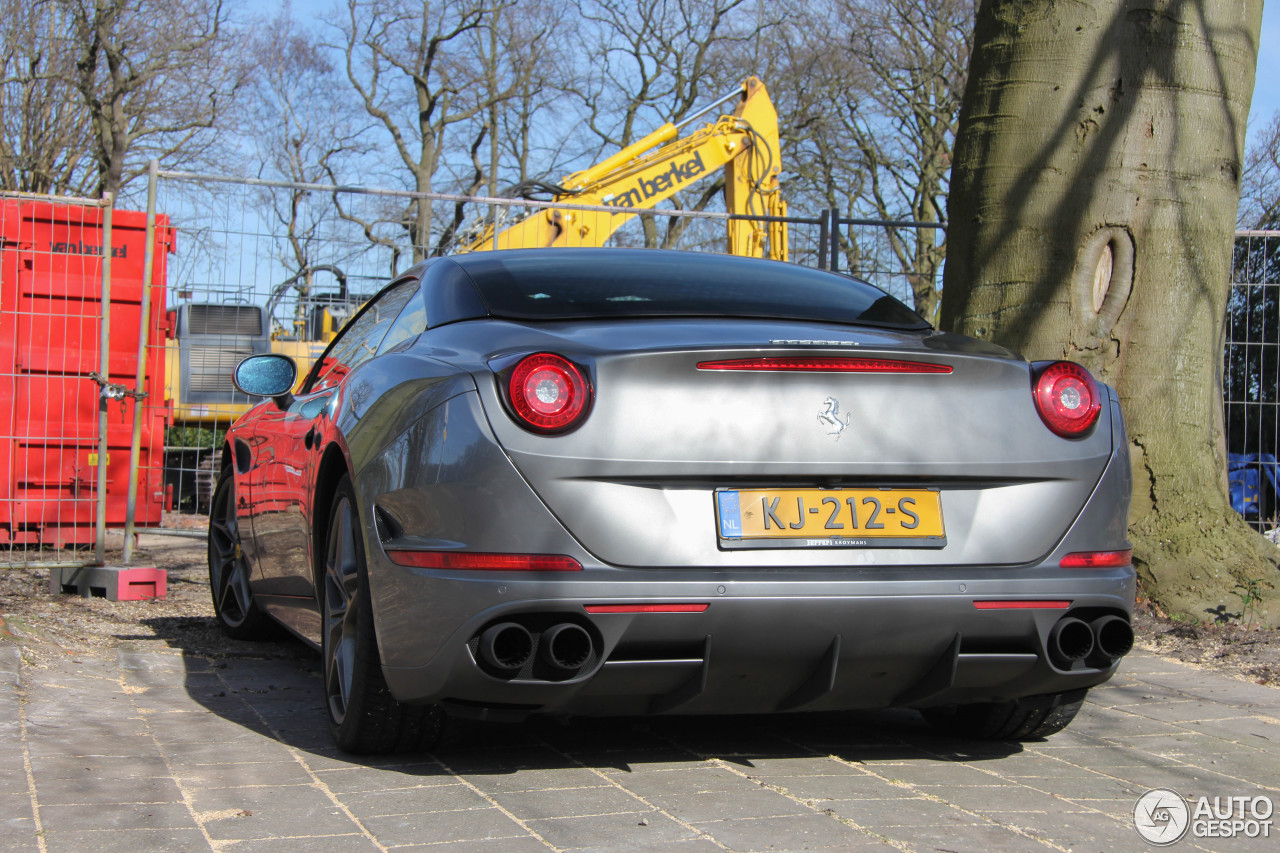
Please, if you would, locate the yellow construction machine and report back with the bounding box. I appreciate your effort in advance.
[462,77,787,259]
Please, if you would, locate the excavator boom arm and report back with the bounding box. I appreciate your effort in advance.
[462,77,785,260]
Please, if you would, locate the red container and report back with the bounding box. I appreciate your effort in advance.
[0,201,172,546]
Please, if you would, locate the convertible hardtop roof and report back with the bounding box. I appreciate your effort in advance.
[423,248,929,330]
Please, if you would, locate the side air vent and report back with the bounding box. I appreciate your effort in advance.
[373,505,402,544]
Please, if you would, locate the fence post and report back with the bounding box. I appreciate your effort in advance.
[817,209,829,270]
[122,161,160,562]
[829,209,841,273]
[93,195,115,565]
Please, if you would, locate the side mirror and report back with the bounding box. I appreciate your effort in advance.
[233,354,298,407]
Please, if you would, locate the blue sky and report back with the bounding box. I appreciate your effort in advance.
[280,0,1278,152]
[1251,2,1279,137]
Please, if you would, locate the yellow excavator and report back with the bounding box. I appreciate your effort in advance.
[461,76,787,259]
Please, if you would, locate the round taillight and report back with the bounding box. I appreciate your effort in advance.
[508,353,591,433]
[1033,362,1101,438]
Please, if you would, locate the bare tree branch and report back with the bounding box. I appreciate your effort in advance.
[334,0,540,262]
[1241,111,1280,230]
[0,0,94,194]
[65,0,247,199]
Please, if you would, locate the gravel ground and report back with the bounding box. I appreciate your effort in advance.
[1,520,1277,690]
[0,523,311,667]
[1131,602,1280,686]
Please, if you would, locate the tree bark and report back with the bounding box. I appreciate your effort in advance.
[941,0,1278,625]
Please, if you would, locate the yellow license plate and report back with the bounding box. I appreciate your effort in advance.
[716,488,945,547]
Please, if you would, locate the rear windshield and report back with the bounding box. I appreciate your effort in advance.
[454,250,927,329]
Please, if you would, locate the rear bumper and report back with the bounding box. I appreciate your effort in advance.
[379,568,1136,719]
[365,386,1135,719]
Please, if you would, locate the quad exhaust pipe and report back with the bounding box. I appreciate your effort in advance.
[1090,614,1135,662]
[541,623,594,671]
[1048,617,1095,668]
[1047,614,1134,669]
[477,622,534,673]
[475,621,596,676]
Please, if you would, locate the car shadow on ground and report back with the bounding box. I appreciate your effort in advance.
[134,615,1025,776]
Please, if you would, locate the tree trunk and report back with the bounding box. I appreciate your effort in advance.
[941,0,1278,625]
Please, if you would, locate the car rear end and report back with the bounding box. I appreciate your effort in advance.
[362,251,1134,722]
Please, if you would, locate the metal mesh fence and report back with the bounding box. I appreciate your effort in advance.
[3,172,1270,564]
[1224,231,1280,530]
[1,171,945,562]
[6,171,1274,556]
[146,170,944,529]
[149,175,391,527]
[0,193,161,568]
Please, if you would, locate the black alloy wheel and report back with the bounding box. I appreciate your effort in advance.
[207,470,273,640]
[321,474,441,754]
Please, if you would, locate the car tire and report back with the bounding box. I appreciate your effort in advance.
[920,689,1088,741]
[208,469,275,640]
[322,474,442,754]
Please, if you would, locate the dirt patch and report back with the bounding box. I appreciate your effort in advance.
[1,531,1276,688]
[1132,600,1279,687]
[0,531,309,667]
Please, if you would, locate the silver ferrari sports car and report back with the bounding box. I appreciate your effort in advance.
[210,248,1135,754]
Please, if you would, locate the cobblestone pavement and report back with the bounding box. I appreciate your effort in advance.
[2,636,1277,852]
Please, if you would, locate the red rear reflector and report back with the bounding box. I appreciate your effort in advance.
[584,603,709,614]
[973,600,1072,610]
[386,551,582,571]
[1060,549,1132,568]
[696,357,952,374]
